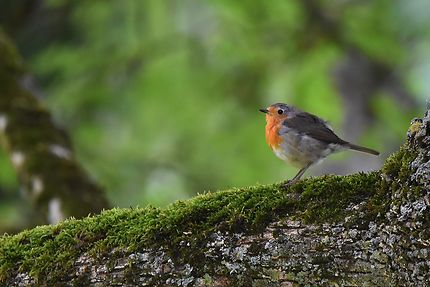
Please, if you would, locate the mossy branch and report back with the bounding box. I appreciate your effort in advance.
[0,28,110,225]
[1,111,429,286]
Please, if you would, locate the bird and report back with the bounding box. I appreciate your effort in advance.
[259,103,379,185]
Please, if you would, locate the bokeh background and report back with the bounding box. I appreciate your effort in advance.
[0,0,428,232]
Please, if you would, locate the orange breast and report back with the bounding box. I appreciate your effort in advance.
[265,116,283,149]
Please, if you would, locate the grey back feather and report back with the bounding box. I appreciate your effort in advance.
[283,112,348,145]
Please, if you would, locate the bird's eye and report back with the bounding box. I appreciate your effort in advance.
[277,109,284,115]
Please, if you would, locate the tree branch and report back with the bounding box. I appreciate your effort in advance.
[0,28,110,225]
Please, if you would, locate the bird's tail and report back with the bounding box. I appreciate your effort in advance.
[345,143,380,156]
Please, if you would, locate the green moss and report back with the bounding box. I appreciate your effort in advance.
[0,29,24,74]
[291,172,379,223]
[381,143,417,184]
[361,143,419,222]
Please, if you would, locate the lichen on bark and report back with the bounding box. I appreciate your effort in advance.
[1,109,429,286]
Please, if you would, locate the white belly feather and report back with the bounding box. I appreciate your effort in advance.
[272,134,344,168]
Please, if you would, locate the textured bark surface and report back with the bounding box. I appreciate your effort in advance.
[0,29,109,224]
[1,111,429,286]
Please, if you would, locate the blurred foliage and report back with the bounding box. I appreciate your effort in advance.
[0,0,429,231]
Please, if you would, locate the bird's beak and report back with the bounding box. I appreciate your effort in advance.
[259,108,268,114]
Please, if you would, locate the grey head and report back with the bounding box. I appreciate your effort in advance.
[271,103,301,116]
[259,103,302,116]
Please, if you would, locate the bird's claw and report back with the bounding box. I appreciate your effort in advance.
[282,180,301,200]
[282,179,298,189]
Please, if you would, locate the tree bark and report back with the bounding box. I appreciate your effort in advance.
[0,28,110,225]
[1,109,429,286]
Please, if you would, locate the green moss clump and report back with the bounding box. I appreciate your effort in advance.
[291,172,380,223]
[362,143,418,221]
[381,144,417,185]
[0,29,24,75]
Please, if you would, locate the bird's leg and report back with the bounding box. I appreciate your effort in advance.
[283,162,313,188]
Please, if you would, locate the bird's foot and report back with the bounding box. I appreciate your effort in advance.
[281,179,302,199]
[282,179,298,189]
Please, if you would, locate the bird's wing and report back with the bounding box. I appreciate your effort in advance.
[282,112,348,145]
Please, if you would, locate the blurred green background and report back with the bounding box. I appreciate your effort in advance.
[0,0,428,232]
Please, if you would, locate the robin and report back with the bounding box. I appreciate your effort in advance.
[260,103,379,185]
